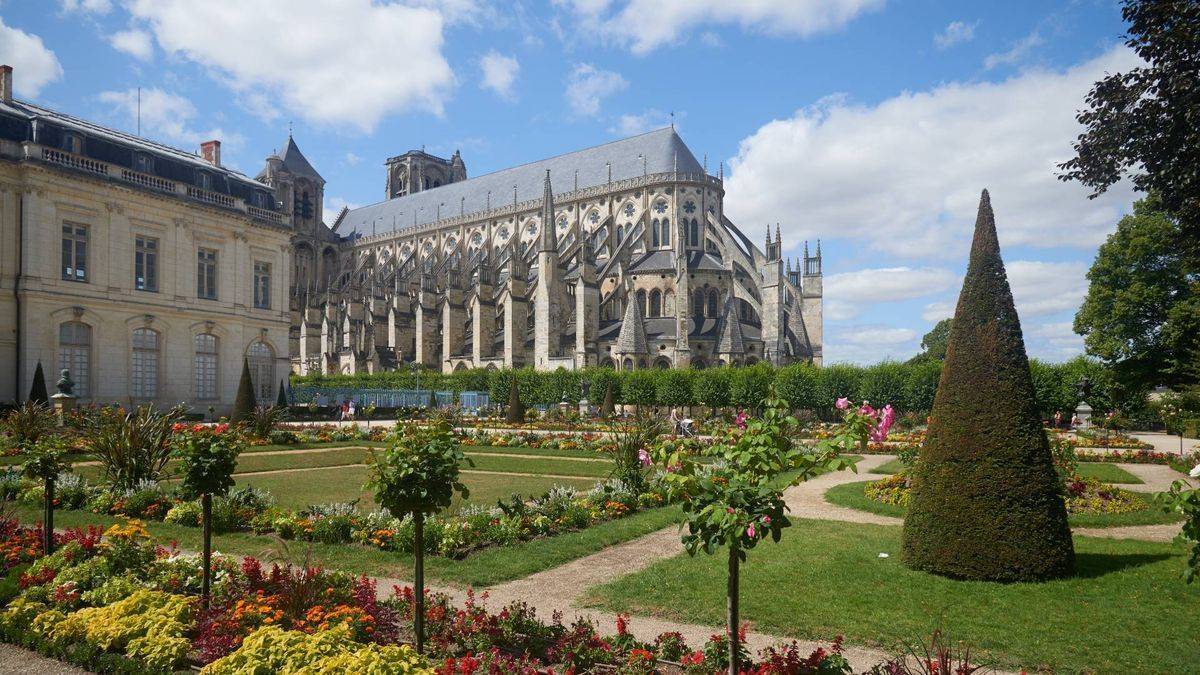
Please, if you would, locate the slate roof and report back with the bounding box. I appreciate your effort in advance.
[628,250,675,274]
[339,127,704,235]
[257,135,324,183]
[1,98,267,188]
[615,298,648,353]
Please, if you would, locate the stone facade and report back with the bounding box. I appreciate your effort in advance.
[286,127,822,375]
[0,66,293,410]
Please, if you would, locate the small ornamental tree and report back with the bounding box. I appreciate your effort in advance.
[232,358,257,423]
[652,388,856,674]
[28,361,49,405]
[8,402,65,554]
[902,190,1074,582]
[1158,471,1200,583]
[694,368,732,417]
[600,380,616,418]
[506,377,525,423]
[173,421,244,608]
[276,379,289,408]
[367,421,472,653]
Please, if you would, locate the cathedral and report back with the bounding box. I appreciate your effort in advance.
[259,127,823,375]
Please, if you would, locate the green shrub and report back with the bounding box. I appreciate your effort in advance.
[860,361,908,409]
[902,360,942,414]
[774,363,819,411]
[621,371,657,411]
[902,191,1073,582]
[729,363,774,410]
[656,370,694,408]
[816,364,862,412]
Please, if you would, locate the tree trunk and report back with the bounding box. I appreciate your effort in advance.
[413,511,425,654]
[201,493,213,610]
[42,477,54,555]
[727,544,739,675]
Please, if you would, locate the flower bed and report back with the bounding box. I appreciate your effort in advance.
[863,472,1149,517]
[0,516,863,674]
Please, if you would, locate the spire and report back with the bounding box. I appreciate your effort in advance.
[716,299,745,355]
[804,240,810,259]
[615,295,648,355]
[539,169,557,252]
[775,224,781,247]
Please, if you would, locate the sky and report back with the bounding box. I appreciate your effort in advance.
[0,0,1139,364]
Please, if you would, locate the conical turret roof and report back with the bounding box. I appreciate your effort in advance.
[716,299,745,354]
[279,135,324,183]
[615,295,648,354]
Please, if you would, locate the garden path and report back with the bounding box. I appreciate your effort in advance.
[0,643,87,674]
[1129,431,1200,456]
[1114,462,1194,493]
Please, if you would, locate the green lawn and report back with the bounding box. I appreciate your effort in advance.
[583,518,1200,673]
[10,503,683,587]
[231,464,597,510]
[825,480,1182,528]
[464,445,608,460]
[869,459,1143,484]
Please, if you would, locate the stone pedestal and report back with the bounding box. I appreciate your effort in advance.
[578,398,590,418]
[50,392,76,427]
[1075,401,1093,430]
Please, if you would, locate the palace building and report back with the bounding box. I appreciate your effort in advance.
[0,62,823,410]
[278,128,823,375]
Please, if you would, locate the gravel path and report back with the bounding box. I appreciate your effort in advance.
[1116,462,1194,493]
[0,644,87,674]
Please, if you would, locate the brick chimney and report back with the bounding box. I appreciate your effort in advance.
[1,65,12,104]
[200,139,221,167]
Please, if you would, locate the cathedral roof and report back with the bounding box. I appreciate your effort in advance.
[340,127,705,235]
[615,297,649,354]
[267,135,324,183]
[716,300,746,354]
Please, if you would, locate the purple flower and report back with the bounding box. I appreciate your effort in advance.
[746,524,756,538]
[637,449,652,467]
[835,398,850,410]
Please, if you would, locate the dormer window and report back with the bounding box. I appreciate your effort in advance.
[63,132,83,154]
[134,152,154,173]
[196,171,212,190]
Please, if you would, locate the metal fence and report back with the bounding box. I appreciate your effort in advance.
[290,387,489,411]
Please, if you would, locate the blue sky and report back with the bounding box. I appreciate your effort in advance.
[0,0,1139,364]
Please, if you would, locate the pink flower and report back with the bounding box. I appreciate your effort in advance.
[835,398,850,410]
[761,515,771,524]
[746,524,756,538]
[735,410,748,430]
[858,403,876,418]
[637,449,652,467]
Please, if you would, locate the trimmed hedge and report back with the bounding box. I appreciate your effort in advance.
[902,190,1074,582]
[291,357,1118,417]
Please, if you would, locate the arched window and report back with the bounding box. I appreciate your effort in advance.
[661,218,671,247]
[58,321,91,398]
[194,334,219,400]
[616,224,624,242]
[693,290,706,317]
[623,358,633,371]
[690,219,700,246]
[131,328,159,399]
[247,340,275,404]
[636,290,647,317]
[651,219,660,247]
[649,290,662,318]
[707,290,719,318]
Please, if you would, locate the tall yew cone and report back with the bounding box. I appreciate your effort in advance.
[902,190,1074,582]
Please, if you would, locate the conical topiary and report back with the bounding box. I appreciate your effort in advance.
[600,380,615,418]
[276,379,288,408]
[506,376,524,423]
[901,190,1074,581]
[28,361,48,404]
[232,358,257,423]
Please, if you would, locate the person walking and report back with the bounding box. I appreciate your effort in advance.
[347,399,356,422]
[1054,410,1063,429]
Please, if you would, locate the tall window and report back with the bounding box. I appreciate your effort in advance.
[690,219,700,247]
[707,290,719,318]
[636,290,647,317]
[131,328,159,399]
[660,218,671,247]
[61,223,88,282]
[693,290,706,318]
[247,340,275,403]
[651,219,660,247]
[194,334,218,400]
[649,290,662,318]
[253,261,271,309]
[135,236,158,292]
[58,322,91,398]
[197,248,218,299]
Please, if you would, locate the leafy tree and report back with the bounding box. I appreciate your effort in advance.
[366,422,470,653]
[908,319,952,364]
[859,361,908,410]
[173,422,244,608]
[505,377,524,424]
[816,364,862,416]
[729,363,774,411]
[656,369,694,409]
[653,389,855,674]
[599,380,616,418]
[773,364,819,411]
[232,358,257,422]
[902,190,1074,582]
[1073,198,1199,392]
[693,368,732,416]
[1059,1,1200,244]
[27,361,48,405]
[622,371,657,414]
[902,360,942,414]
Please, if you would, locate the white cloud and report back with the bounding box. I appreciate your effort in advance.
[610,109,674,136]
[58,0,112,13]
[984,31,1044,69]
[325,196,362,228]
[823,267,956,321]
[844,326,917,346]
[560,0,883,54]
[479,51,519,100]
[0,18,64,97]
[124,0,455,132]
[344,152,362,166]
[109,29,153,60]
[723,46,1141,257]
[921,300,954,323]
[826,324,919,363]
[934,20,977,49]
[96,88,242,150]
[1006,260,1088,318]
[565,63,626,117]
[1027,321,1084,361]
